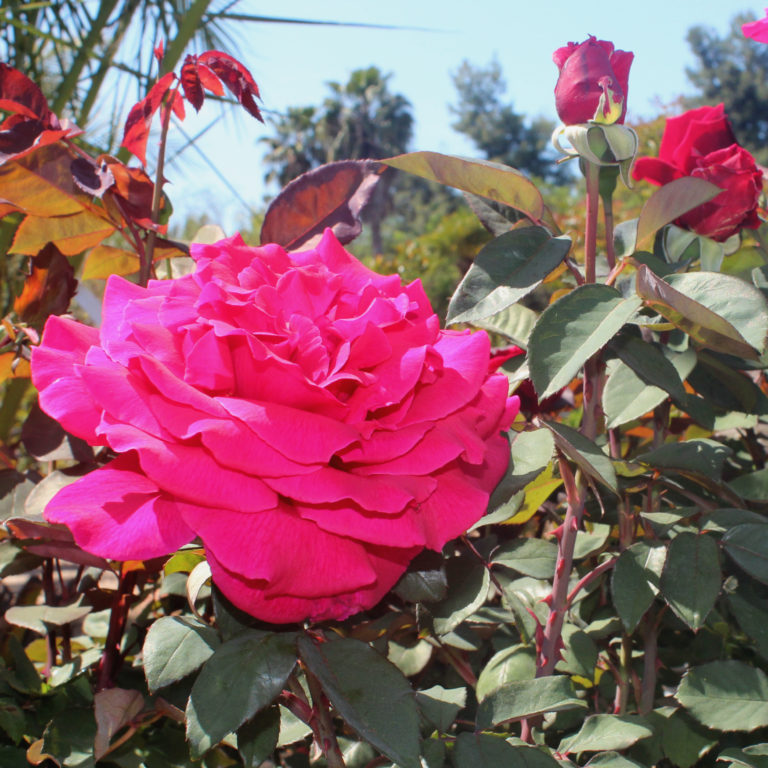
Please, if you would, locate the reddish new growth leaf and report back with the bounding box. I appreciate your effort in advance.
[193,51,263,120]
[0,64,80,166]
[121,72,182,166]
[107,160,165,231]
[153,40,165,64]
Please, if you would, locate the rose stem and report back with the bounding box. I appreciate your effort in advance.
[537,455,585,678]
[306,668,347,768]
[97,566,138,690]
[142,84,178,285]
[41,559,57,675]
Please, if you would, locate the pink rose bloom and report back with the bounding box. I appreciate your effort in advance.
[743,10,768,43]
[31,231,518,623]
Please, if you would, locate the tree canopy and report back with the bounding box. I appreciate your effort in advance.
[686,12,768,164]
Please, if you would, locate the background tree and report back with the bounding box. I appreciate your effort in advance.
[262,66,459,255]
[450,58,566,183]
[686,12,768,164]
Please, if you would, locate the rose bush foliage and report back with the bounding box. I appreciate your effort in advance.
[633,103,763,241]
[31,230,518,623]
[553,36,633,125]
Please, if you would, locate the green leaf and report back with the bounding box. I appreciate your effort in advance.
[612,542,666,632]
[143,615,220,692]
[529,283,642,398]
[666,272,768,354]
[237,706,280,768]
[636,266,766,360]
[677,661,768,731]
[585,752,646,768]
[476,645,536,702]
[723,524,768,585]
[661,709,716,768]
[415,685,466,732]
[42,707,97,768]
[186,631,296,757]
[476,675,585,727]
[560,714,653,755]
[454,733,560,767]
[476,303,539,349]
[382,152,545,224]
[635,177,721,250]
[393,551,448,603]
[0,698,25,744]
[689,352,768,415]
[431,556,490,635]
[574,523,612,560]
[638,438,732,480]
[543,421,618,493]
[557,626,598,678]
[506,428,556,495]
[447,226,570,324]
[718,746,768,768]
[728,583,768,658]
[388,640,433,677]
[660,532,721,629]
[610,334,688,402]
[298,636,420,768]
[4,602,91,635]
[729,469,768,501]
[492,538,557,579]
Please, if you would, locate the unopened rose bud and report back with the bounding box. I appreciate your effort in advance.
[553,36,633,125]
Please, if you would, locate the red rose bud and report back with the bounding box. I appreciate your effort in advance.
[553,36,633,125]
[633,104,763,242]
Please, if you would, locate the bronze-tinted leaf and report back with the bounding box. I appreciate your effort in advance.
[196,50,262,120]
[261,160,387,250]
[0,63,51,121]
[12,210,114,256]
[81,245,140,280]
[121,72,176,166]
[13,243,77,325]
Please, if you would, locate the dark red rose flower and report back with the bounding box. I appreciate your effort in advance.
[553,36,633,125]
[633,104,763,242]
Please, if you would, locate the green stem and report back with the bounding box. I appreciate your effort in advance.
[584,161,600,284]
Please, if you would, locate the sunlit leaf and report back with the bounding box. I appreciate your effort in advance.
[81,245,140,279]
[12,210,114,256]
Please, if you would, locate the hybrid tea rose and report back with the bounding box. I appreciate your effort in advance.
[553,36,633,125]
[633,104,763,242]
[31,232,519,623]
[743,10,768,44]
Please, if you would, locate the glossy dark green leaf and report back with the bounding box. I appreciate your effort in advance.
[688,352,768,415]
[453,733,560,768]
[447,226,571,324]
[585,752,646,768]
[635,177,721,250]
[611,542,666,632]
[557,626,598,678]
[393,551,448,603]
[729,469,768,501]
[431,556,490,635]
[660,533,721,629]
[476,645,536,702]
[718,746,768,768]
[298,636,420,768]
[476,675,585,727]
[186,631,296,757]
[610,334,687,402]
[415,685,466,732]
[544,420,617,493]
[660,708,717,768]
[638,438,732,480]
[143,615,220,692]
[677,661,768,731]
[560,714,653,755]
[729,582,768,658]
[237,706,280,768]
[723,524,768,585]
[529,283,642,398]
[492,538,557,579]
[42,707,97,768]
[0,698,24,744]
[476,303,539,348]
[5,602,91,635]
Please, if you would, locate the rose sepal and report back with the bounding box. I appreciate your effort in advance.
[553,123,638,188]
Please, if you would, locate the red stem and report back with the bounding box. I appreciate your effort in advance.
[584,161,600,284]
[97,568,138,691]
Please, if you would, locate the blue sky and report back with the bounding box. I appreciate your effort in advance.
[163,0,756,231]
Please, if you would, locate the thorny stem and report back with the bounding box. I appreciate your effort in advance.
[537,456,585,678]
[566,557,616,608]
[306,667,347,768]
[98,567,138,691]
[142,85,178,285]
